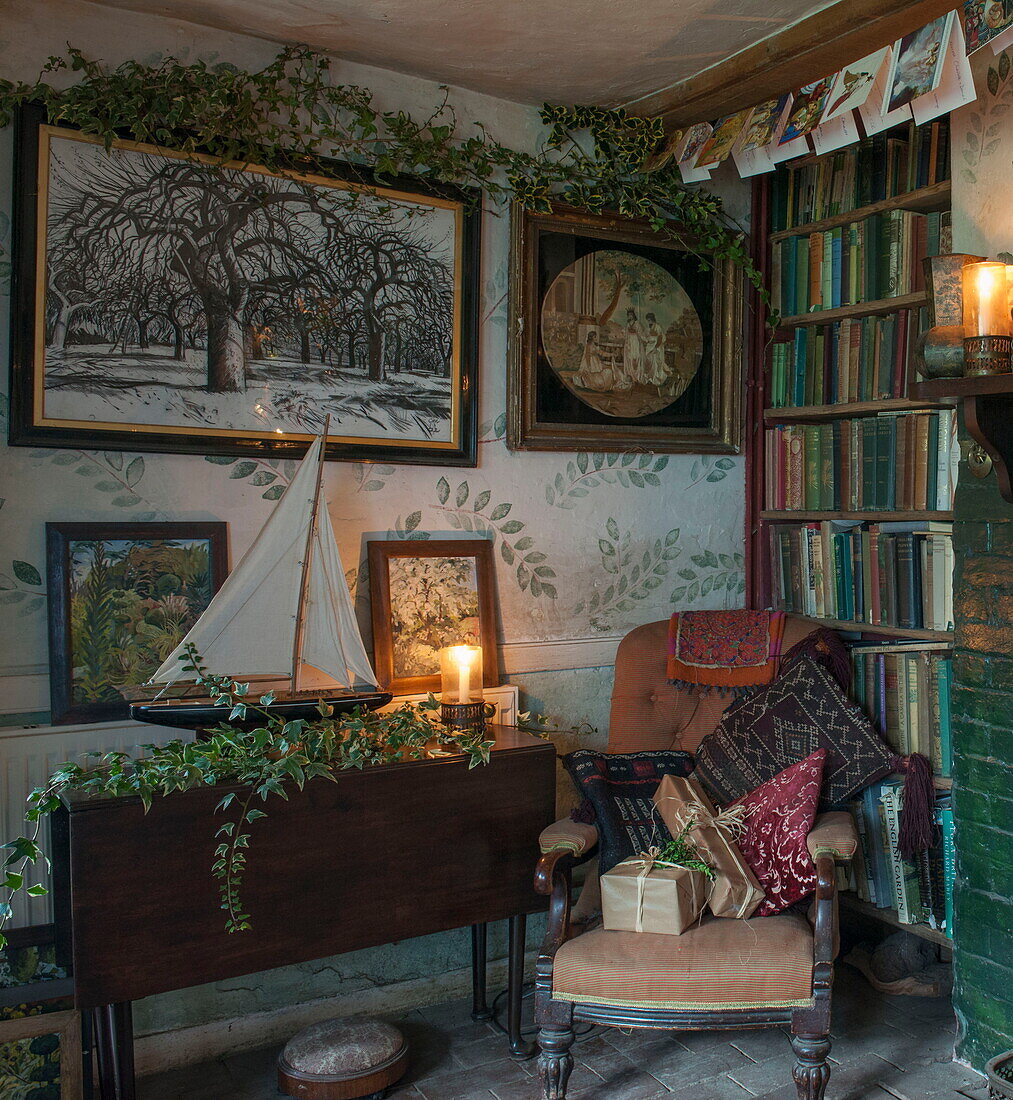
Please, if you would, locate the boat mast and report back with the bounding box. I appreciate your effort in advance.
[290,415,331,694]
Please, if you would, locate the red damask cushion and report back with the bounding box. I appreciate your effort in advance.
[728,748,826,917]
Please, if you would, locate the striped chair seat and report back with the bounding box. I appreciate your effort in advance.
[552,912,815,1012]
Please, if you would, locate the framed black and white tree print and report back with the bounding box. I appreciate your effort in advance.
[9,105,480,465]
[507,203,742,453]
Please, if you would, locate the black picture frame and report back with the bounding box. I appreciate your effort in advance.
[10,103,481,466]
[507,202,743,453]
[46,521,229,724]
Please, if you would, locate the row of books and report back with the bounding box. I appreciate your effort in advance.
[770,119,951,232]
[845,786,954,935]
[849,643,953,774]
[768,521,954,631]
[771,209,947,317]
[768,308,928,409]
[763,411,957,513]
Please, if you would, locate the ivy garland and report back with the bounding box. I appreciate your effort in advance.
[0,44,760,288]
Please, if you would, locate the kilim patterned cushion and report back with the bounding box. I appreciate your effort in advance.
[695,654,894,810]
[561,749,695,875]
[728,749,826,916]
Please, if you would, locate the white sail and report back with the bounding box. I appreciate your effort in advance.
[301,504,379,689]
[149,436,378,690]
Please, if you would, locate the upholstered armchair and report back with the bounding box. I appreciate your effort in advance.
[534,615,858,1100]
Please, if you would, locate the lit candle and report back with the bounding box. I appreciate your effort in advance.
[964,261,1011,337]
[446,644,480,702]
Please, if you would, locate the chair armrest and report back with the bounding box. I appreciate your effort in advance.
[539,819,598,857]
[535,846,576,950]
[806,811,858,861]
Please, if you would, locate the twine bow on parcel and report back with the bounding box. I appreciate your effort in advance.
[658,796,752,841]
[626,846,680,933]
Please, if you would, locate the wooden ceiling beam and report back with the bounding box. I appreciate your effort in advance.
[625,0,959,125]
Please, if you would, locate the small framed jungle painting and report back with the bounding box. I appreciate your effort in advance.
[367,539,499,695]
[46,521,228,723]
[507,202,743,453]
[10,104,480,466]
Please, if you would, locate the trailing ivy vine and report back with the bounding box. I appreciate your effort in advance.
[0,645,497,946]
[0,46,758,284]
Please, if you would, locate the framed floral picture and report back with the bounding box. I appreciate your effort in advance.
[46,521,228,723]
[367,539,499,695]
[10,104,480,466]
[507,202,743,453]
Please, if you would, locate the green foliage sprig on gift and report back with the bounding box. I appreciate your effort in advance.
[0,45,760,289]
[654,823,716,880]
[0,643,495,948]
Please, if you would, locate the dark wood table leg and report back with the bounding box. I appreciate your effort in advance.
[93,1002,136,1100]
[508,913,534,1057]
[471,922,492,1021]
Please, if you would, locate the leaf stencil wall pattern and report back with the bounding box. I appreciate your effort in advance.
[0,24,746,718]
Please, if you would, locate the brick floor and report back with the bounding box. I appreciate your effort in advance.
[138,966,985,1099]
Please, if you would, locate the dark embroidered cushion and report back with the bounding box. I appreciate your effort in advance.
[695,654,893,810]
[562,749,695,874]
[728,749,826,916]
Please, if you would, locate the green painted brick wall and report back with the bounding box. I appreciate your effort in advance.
[952,461,1013,1069]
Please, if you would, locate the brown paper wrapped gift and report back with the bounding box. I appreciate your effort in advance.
[601,850,708,935]
[652,774,765,920]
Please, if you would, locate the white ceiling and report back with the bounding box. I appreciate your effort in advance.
[85,0,833,106]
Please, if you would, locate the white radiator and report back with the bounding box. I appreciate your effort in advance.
[0,686,518,928]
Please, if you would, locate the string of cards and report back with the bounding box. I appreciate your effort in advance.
[664,4,1005,182]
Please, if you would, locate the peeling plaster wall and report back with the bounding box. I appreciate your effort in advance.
[0,0,748,1060]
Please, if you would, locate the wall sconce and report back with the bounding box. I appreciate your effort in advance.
[439,644,488,730]
[962,261,1013,376]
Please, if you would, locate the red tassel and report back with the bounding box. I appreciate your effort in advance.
[894,752,935,860]
[782,628,851,693]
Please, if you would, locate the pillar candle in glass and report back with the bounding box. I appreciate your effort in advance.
[963,261,1013,376]
[440,644,483,704]
[964,262,1010,336]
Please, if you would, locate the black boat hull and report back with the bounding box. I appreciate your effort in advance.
[129,691,394,731]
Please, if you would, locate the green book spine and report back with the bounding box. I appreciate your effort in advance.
[804,427,821,510]
[820,425,834,511]
[864,213,879,300]
[876,417,895,511]
[847,222,860,305]
[862,419,878,510]
[926,412,939,511]
[796,238,809,316]
[939,658,953,777]
[941,808,955,938]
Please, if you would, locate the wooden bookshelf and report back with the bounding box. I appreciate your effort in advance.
[761,510,953,522]
[795,616,953,641]
[768,180,951,243]
[749,127,956,949]
[778,291,927,329]
[839,893,951,948]
[911,373,1013,399]
[764,398,953,422]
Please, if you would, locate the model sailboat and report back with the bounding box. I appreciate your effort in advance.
[130,425,392,730]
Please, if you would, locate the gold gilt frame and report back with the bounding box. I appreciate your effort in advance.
[507,202,743,453]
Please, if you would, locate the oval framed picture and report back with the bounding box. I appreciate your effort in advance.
[507,203,743,453]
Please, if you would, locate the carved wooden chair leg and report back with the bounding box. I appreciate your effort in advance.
[537,1024,575,1100]
[791,1032,832,1100]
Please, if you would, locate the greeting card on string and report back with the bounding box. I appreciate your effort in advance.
[911,12,976,123]
[732,93,791,176]
[859,46,913,134]
[886,12,955,110]
[963,0,1013,54]
[776,78,832,160]
[696,108,753,168]
[811,47,890,154]
[677,122,715,182]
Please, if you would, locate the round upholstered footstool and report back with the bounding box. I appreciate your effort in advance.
[277,1016,408,1099]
